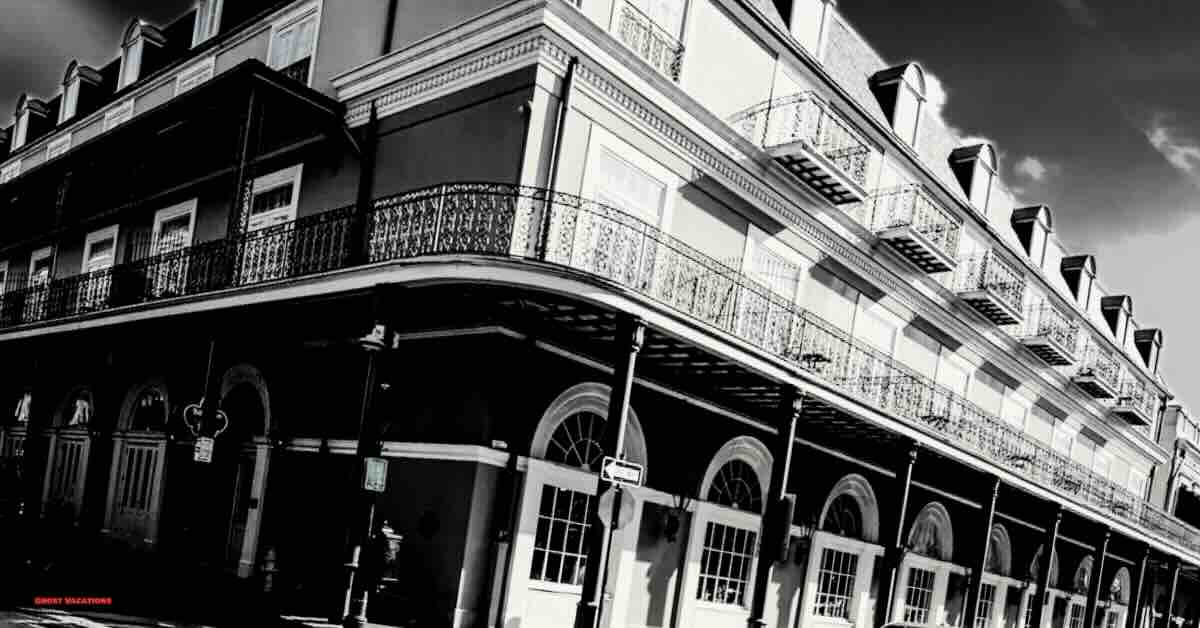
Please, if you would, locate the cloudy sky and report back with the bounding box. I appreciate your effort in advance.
[839,0,1200,400]
[1,2,1196,401]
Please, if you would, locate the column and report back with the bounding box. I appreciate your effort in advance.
[1031,508,1063,628]
[1159,562,1180,628]
[226,87,260,238]
[573,315,645,628]
[349,101,379,266]
[1083,530,1110,628]
[964,478,1002,628]
[747,387,803,628]
[875,443,920,628]
[1127,547,1150,628]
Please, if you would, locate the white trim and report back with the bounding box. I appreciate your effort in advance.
[248,164,303,231]
[59,79,80,125]
[103,100,135,132]
[175,56,216,95]
[799,530,883,628]
[818,473,881,543]
[378,442,511,468]
[265,0,322,87]
[152,199,198,252]
[83,225,120,272]
[0,160,20,184]
[579,124,678,231]
[529,381,649,472]
[29,246,53,283]
[45,134,72,161]
[698,435,772,510]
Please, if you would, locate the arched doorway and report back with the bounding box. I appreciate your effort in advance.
[103,378,170,549]
[41,385,96,524]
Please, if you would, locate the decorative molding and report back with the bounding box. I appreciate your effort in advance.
[285,439,512,468]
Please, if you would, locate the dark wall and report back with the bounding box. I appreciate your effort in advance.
[386,0,511,54]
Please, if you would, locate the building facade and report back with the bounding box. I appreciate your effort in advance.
[0,0,1196,626]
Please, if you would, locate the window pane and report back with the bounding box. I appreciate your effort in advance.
[697,521,756,607]
[903,567,936,624]
[530,484,592,586]
[813,548,859,620]
[592,148,665,226]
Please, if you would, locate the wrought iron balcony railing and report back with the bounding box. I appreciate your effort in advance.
[1016,302,1080,366]
[1112,378,1157,428]
[866,185,962,273]
[279,56,312,84]
[1073,341,1122,400]
[0,182,1196,556]
[954,251,1026,325]
[615,0,685,82]
[728,92,871,204]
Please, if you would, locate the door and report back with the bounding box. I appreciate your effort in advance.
[150,201,196,297]
[225,450,255,567]
[79,226,118,312]
[24,247,53,322]
[239,166,301,285]
[108,437,166,546]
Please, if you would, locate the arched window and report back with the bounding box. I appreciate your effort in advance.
[530,382,648,471]
[907,502,954,562]
[985,524,1013,577]
[1073,556,1093,595]
[818,474,881,543]
[13,392,31,423]
[545,410,608,471]
[707,459,763,512]
[65,390,93,427]
[119,20,166,90]
[1029,545,1060,589]
[822,493,862,539]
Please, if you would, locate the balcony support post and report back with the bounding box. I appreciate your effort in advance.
[963,478,1002,628]
[875,443,919,627]
[1083,529,1111,628]
[572,314,645,628]
[1159,561,1180,628]
[227,86,261,239]
[1030,508,1063,628]
[1127,546,1150,628]
[747,387,803,628]
[349,101,379,266]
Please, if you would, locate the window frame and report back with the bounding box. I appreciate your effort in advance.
[266,1,321,86]
[247,164,304,232]
[800,531,884,628]
[29,246,54,284]
[60,79,81,125]
[83,225,120,273]
[192,0,225,46]
[120,38,146,90]
[152,199,198,254]
[689,499,761,612]
[12,111,29,150]
[0,260,8,298]
[580,125,679,232]
[892,552,969,627]
[175,56,216,95]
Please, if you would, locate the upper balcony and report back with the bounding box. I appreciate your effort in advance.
[1015,302,1080,367]
[1111,378,1157,428]
[613,0,685,82]
[865,185,961,273]
[728,92,871,206]
[0,180,1198,556]
[1073,342,1121,400]
[954,251,1025,325]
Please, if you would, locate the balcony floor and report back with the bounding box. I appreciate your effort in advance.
[1019,336,1077,367]
[1072,374,1117,400]
[768,142,865,206]
[877,226,956,274]
[959,290,1023,326]
[1111,404,1153,427]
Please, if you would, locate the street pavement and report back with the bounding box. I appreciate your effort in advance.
[0,608,219,627]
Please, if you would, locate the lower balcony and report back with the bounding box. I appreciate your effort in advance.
[1072,347,1121,400]
[728,93,870,206]
[1111,380,1156,427]
[954,252,1025,326]
[867,186,961,273]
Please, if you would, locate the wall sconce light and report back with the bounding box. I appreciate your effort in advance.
[791,505,818,566]
[661,494,692,543]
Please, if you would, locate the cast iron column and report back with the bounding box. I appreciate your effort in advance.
[747,388,803,628]
[1127,547,1150,628]
[1159,562,1180,628]
[964,478,1003,628]
[349,101,379,267]
[1083,530,1111,628]
[876,443,919,627]
[340,293,391,627]
[572,315,645,628]
[1031,508,1063,628]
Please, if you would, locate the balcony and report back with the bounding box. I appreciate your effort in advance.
[3,182,1200,556]
[614,0,684,82]
[1016,303,1080,366]
[1072,344,1121,399]
[866,186,961,273]
[954,251,1025,325]
[1111,379,1157,428]
[728,92,871,205]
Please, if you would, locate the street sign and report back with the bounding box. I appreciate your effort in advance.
[364,456,388,493]
[193,437,214,463]
[600,456,643,488]
[597,487,636,530]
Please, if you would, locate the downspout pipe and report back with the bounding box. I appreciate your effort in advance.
[381,0,399,56]
[536,56,578,257]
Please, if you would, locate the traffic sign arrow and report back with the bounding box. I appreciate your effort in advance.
[600,456,644,488]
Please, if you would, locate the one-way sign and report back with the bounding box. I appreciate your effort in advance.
[600,456,644,488]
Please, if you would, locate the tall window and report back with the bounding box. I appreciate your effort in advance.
[120,39,144,89]
[192,0,224,45]
[269,5,318,84]
[903,567,937,624]
[975,583,996,628]
[529,485,592,586]
[813,548,859,620]
[0,261,7,299]
[591,147,667,227]
[697,521,756,606]
[60,80,80,125]
[29,247,53,286]
[12,111,29,150]
[248,165,302,232]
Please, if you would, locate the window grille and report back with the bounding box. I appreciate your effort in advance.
[529,485,592,586]
[697,521,757,606]
[1068,602,1085,628]
[975,583,997,628]
[546,411,608,471]
[903,567,937,624]
[813,547,858,620]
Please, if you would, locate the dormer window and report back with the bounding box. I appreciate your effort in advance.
[192,0,224,46]
[1011,205,1052,269]
[119,20,167,90]
[950,143,997,214]
[870,63,926,146]
[11,94,49,151]
[1134,329,1163,373]
[59,61,102,125]
[1101,295,1133,345]
[1060,255,1096,309]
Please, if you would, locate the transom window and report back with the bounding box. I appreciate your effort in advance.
[903,567,937,624]
[822,493,863,539]
[529,485,592,586]
[130,388,167,432]
[975,583,996,628]
[813,547,858,620]
[707,459,763,512]
[697,521,757,606]
[545,411,607,471]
